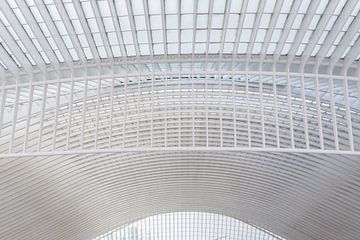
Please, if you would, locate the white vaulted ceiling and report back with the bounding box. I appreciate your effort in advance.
[0,0,360,240]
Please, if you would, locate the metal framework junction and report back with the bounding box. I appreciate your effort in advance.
[0,0,360,240]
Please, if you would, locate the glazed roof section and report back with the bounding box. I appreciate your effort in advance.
[0,0,360,75]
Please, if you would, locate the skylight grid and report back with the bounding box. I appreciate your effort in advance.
[97,0,122,57]
[10,6,51,64]
[0,38,20,67]
[24,3,65,63]
[0,59,6,69]
[0,11,36,65]
[63,1,94,59]
[45,2,80,61]
[0,0,358,74]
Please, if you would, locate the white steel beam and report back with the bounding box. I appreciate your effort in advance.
[0,21,33,74]
[0,1,47,72]
[287,0,320,65]
[246,0,266,59]
[329,13,360,70]
[125,0,141,57]
[91,0,113,59]
[205,0,214,57]
[219,0,231,56]
[34,0,73,67]
[160,0,168,56]
[0,147,359,158]
[107,0,126,57]
[341,36,360,73]
[0,46,18,75]
[273,0,302,63]
[301,1,339,65]
[232,0,249,57]
[16,0,60,70]
[260,0,284,62]
[72,0,100,60]
[53,1,86,62]
[142,0,154,56]
[316,0,359,67]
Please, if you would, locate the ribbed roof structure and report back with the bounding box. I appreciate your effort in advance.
[0,0,360,240]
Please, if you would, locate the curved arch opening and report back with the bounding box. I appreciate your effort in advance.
[93,212,285,240]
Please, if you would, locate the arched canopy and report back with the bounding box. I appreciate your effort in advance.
[0,1,360,240]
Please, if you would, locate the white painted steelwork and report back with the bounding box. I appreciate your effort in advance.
[0,1,360,240]
[93,212,285,240]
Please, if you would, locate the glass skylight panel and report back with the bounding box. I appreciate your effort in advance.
[296,43,306,55]
[166,15,178,29]
[181,42,192,53]
[148,0,161,15]
[318,31,328,44]
[243,14,255,28]
[111,45,122,57]
[97,46,107,58]
[122,32,134,45]
[165,0,178,14]
[134,16,146,30]
[181,0,194,14]
[230,0,242,13]
[255,29,266,42]
[309,15,321,30]
[316,0,329,14]
[119,17,131,31]
[210,30,221,42]
[227,14,239,28]
[211,14,224,28]
[286,30,297,43]
[196,15,208,28]
[238,42,248,54]
[181,29,193,42]
[181,15,193,29]
[139,44,150,55]
[131,0,145,15]
[137,31,148,44]
[240,29,251,42]
[271,30,282,42]
[24,52,36,65]
[153,43,164,54]
[326,45,336,57]
[208,43,220,53]
[0,41,20,67]
[247,0,260,13]
[324,16,337,31]
[334,0,348,15]
[223,42,234,53]
[152,30,164,43]
[280,0,293,13]
[334,32,345,45]
[311,44,321,56]
[195,30,206,42]
[351,2,360,16]
[167,43,178,54]
[302,30,313,44]
[292,15,304,29]
[212,0,226,13]
[276,14,288,29]
[167,30,178,42]
[253,42,262,54]
[343,17,355,32]
[225,29,236,42]
[0,59,6,69]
